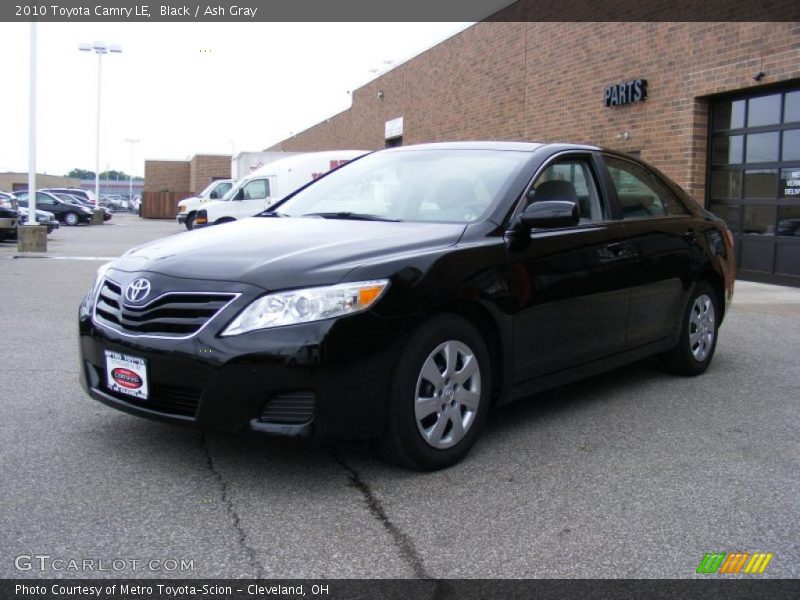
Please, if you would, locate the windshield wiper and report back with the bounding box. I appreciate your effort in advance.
[302,212,400,222]
[256,210,288,218]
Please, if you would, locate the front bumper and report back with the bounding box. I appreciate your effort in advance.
[78,294,405,440]
[176,213,187,225]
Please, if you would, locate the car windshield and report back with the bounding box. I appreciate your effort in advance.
[275,149,530,223]
[199,180,222,197]
[220,180,244,202]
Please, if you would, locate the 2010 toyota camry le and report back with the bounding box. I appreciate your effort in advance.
[78,142,735,470]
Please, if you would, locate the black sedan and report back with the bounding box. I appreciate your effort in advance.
[16,191,93,226]
[0,205,18,242]
[78,142,735,470]
[54,193,112,221]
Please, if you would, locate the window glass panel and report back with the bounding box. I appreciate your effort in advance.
[742,206,775,235]
[714,99,745,129]
[782,129,800,161]
[747,94,781,127]
[534,160,604,221]
[777,205,800,237]
[710,169,741,199]
[744,169,778,199]
[745,132,779,163]
[784,91,800,123]
[780,168,800,198]
[712,135,743,164]
[604,156,687,218]
[241,179,269,200]
[709,203,740,233]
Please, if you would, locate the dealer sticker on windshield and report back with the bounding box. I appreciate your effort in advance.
[104,350,149,400]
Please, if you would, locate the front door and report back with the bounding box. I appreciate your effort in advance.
[235,178,271,219]
[508,153,633,382]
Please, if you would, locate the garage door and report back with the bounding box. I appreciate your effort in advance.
[708,84,800,286]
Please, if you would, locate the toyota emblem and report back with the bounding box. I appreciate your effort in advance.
[125,278,152,303]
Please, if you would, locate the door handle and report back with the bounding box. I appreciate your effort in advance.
[606,242,629,255]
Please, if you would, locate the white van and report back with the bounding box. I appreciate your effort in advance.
[195,150,368,227]
[176,179,235,229]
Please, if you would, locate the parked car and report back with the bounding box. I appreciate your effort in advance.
[176,179,235,230]
[15,191,93,225]
[41,187,97,205]
[8,207,60,238]
[194,151,368,228]
[78,142,735,470]
[0,205,18,241]
[54,193,112,221]
[0,191,19,210]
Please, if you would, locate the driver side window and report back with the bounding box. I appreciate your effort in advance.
[529,159,605,222]
[240,179,269,201]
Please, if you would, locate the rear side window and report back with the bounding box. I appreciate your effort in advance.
[604,156,688,218]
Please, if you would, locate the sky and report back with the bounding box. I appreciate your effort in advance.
[0,22,472,178]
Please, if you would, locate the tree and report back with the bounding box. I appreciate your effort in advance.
[66,168,95,179]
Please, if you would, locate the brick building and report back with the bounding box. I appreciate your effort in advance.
[267,21,800,286]
[144,154,231,194]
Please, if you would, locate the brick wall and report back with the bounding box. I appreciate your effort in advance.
[267,21,800,205]
[189,155,231,194]
[144,160,190,193]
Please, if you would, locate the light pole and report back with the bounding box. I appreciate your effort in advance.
[124,138,140,204]
[79,41,121,214]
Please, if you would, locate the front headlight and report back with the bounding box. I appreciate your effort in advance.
[178,204,187,212]
[221,279,390,336]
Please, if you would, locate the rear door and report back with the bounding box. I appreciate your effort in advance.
[508,152,634,381]
[600,154,696,347]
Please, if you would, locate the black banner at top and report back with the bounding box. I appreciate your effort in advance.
[1,0,799,22]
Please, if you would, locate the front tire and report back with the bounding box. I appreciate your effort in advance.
[64,211,79,226]
[381,314,492,470]
[660,281,719,376]
[185,213,195,230]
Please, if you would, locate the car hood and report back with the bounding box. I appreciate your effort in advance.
[111,216,467,289]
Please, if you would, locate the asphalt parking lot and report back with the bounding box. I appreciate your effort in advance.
[1,214,798,579]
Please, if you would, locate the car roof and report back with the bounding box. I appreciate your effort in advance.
[382,141,601,153]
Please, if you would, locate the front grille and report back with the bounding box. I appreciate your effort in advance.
[98,367,201,418]
[93,279,236,338]
[259,392,316,424]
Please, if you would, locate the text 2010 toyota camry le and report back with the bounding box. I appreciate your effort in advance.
[79,142,735,470]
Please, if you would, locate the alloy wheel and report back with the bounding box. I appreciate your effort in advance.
[415,340,481,449]
[689,294,715,362]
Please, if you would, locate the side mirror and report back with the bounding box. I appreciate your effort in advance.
[236,188,245,201]
[209,191,218,199]
[520,200,579,229]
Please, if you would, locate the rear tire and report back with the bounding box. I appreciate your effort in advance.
[660,281,719,376]
[380,314,491,470]
[64,211,79,226]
